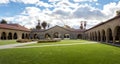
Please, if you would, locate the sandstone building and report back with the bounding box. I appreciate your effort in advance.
[0,24,30,40]
[84,14,120,44]
[0,13,120,45]
[30,25,84,39]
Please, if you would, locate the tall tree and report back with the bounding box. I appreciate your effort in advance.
[36,20,41,29]
[41,21,47,29]
[1,19,7,24]
[80,21,83,30]
[116,10,120,16]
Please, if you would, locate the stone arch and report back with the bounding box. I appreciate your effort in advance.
[30,34,34,39]
[13,33,18,39]
[107,28,113,43]
[8,32,12,40]
[101,29,106,42]
[1,32,6,40]
[22,33,25,39]
[88,33,91,40]
[92,32,94,40]
[89,33,91,40]
[94,32,97,41]
[45,33,51,39]
[53,32,59,38]
[28,34,30,39]
[34,34,37,39]
[90,32,94,40]
[25,33,28,39]
[90,32,93,40]
[98,31,101,41]
[64,34,70,38]
[89,32,91,40]
[85,33,88,40]
[77,34,82,39]
[114,26,120,43]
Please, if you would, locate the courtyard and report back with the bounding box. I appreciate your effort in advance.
[0,40,120,64]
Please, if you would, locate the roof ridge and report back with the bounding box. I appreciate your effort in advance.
[0,24,30,32]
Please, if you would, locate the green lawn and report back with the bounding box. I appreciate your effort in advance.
[0,40,17,45]
[0,40,120,64]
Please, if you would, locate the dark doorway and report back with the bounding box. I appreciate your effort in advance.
[77,34,82,39]
[13,33,18,39]
[53,32,59,38]
[45,33,51,38]
[8,32,12,40]
[1,32,6,40]
[115,26,120,44]
[102,30,106,42]
[22,33,25,39]
[107,28,113,43]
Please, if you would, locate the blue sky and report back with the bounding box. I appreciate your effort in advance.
[0,0,120,29]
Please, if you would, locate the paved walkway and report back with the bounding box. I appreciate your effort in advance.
[0,41,37,49]
[0,42,97,49]
[16,42,97,49]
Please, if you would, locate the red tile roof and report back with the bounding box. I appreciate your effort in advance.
[0,24,30,32]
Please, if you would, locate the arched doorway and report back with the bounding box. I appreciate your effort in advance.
[13,33,18,39]
[53,32,59,38]
[1,32,6,40]
[8,32,12,40]
[91,32,95,40]
[107,28,113,43]
[101,30,106,42]
[89,33,91,40]
[95,32,97,41]
[77,34,82,39]
[91,32,93,40]
[28,34,30,39]
[22,33,25,39]
[98,31,101,41]
[115,26,120,44]
[25,34,28,39]
[64,34,70,39]
[45,33,51,39]
[34,34,37,39]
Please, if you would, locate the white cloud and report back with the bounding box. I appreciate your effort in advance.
[0,0,40,5]
[21,7,41,16]
[72,5,107,20]
[55,0,79,8]
[102,2,120,18]
[73,0,98,2]
[11,0,39,4]
[36,1,53,8]
[0,0,9,4]
[1,1,120,29]
[48,0,60,2]
[52,8,71,16]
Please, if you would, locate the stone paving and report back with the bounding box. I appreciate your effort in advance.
[0,41,37,49]
[16,42,97,49]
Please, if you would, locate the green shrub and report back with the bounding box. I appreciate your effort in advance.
[16,39,32,43]
[38,38,61,43]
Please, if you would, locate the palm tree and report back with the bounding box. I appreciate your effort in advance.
[41,21,47,29]
[1,19,7,24]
